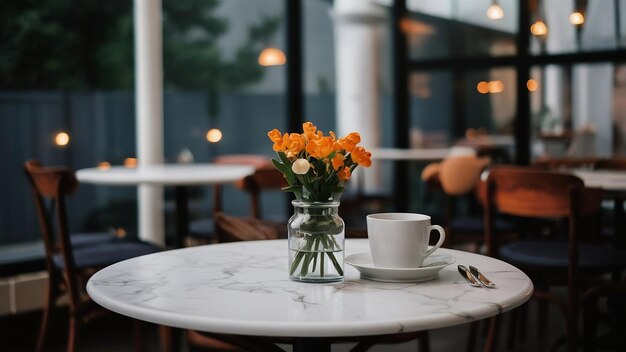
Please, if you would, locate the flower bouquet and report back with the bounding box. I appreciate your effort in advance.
[268,122,372,282]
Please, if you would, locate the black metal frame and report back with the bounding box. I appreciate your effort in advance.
[390,0,626,211]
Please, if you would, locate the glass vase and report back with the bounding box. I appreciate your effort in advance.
[288,200,345,283]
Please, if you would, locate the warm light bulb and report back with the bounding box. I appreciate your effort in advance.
[97,161,111,170]
[476,81,489,94]
[569,12,585,25]
[258,48,286,67]
[486,4,504,20]
[206,128,223,143]
[54,132,70,146]
[488,80,504,94]
[124,158,137,168]
[527,79,538,92]
[531,20,548,37]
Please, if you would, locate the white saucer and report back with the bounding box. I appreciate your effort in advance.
[345,252,456,283]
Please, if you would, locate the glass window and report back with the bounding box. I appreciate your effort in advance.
[530,0,622,55]
[405,0,518,60]
[530,62,626,160]
[0,0,289,246]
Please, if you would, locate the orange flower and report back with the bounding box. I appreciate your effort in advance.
[302,122,321,141]
[337,167,351,181]
[350,146,372,167]
[331,153,345,171]
[267,129,289,152]
[338,132,361,152]
[306,136,335,159]
[286,133,306,157]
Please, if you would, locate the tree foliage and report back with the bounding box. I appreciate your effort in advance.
[0,0,279,90]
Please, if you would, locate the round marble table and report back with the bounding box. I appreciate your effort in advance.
[87,239,533,350]
[77,164,255,247]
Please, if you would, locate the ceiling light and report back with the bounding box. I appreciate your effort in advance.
[569,12,585,26]
[258,48,286,67]
[486,3,504,20]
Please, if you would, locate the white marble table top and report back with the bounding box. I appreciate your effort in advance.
[370,148,452,161]
[570,169,626,192]
[87,239,533,338]
[76,163,255,186]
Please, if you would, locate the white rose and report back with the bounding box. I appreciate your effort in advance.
[291,159,311,175]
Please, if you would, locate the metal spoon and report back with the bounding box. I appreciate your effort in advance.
[457,265,481,287]
[469,265,497,288]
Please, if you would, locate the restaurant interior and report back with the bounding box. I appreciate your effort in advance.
[1,0,625,351]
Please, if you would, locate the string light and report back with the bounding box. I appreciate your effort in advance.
[124,158,137,168]
[54,132,70,146]
[97,161,111,170]
[530,20,548,37]
[488,80,504,94]
[486,2,504,20]
[527,79,538,92]
[206,128,223,143]
[477,81,489,94]
[569,12,585,26]
[258,48,286,66]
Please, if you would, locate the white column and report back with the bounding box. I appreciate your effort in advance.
[332,0,385,192]
[134,0,164,246]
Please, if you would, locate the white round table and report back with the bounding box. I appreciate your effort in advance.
[77,164,255,247]
[570,169,626,248]
[369,148,452,161]
[87,239,533,351]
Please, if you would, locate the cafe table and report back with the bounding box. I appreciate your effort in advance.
[77,163,255,247]
[570,169,626,248]
[87,239,533,352]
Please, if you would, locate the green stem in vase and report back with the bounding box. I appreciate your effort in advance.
[320,252,324,277]
[311,238,319,272]
[319,235,344,276]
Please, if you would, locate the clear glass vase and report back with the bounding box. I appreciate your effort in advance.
[288,200,345,283]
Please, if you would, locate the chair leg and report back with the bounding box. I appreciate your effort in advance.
[35,282,56,352]
[134,320,144,352]
[67,314,80,352]
[565,310,577,352]
[582,295,597,352]
[159,325,176,352]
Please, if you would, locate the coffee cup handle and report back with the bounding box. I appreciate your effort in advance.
[425,225,445,257]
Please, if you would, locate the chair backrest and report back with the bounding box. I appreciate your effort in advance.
[213,155,287,219]
[214,212,285,243]
[483,165,602,257]
[439,155,490,196]
[23,160,81,300]
[238,167,288,218]
[595,158,626,170]
[533,157,600,170]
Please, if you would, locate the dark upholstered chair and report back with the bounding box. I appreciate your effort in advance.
[24,160,161,352]
[483,166,626,352]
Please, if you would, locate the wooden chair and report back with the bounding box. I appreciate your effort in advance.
[24,160,161,352]
[482,166,626,352]
[188,155,288,242]
[595,158,626,170]
[421,156,514,252]
[533,156,601,170]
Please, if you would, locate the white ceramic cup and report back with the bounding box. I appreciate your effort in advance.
[366,213,446,268]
